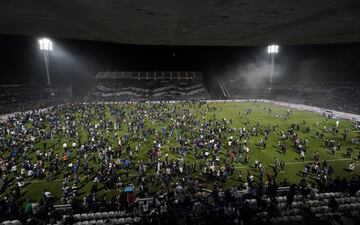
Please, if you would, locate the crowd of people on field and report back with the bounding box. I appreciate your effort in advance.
[223,80,360,114]
[0,101,359,224]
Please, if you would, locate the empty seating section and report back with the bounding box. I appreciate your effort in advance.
[86,71,210,101]
[222,80,360,114]
[71,211,141,225]
[1,191,360,224]
[254,192,360,223]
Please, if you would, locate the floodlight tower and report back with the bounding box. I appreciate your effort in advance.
[39,38,53,86]
[267,44,279,84]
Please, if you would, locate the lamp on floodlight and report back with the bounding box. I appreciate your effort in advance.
[267,44,279,85]
[267,44,279,54]
[39,38,53,86]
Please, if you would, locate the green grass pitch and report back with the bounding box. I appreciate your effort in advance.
[1,101,359,202]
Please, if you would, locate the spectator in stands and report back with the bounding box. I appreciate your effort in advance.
[328,196,339,213]
[286,184,296,210]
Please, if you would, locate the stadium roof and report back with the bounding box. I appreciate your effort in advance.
[1,0,360,46]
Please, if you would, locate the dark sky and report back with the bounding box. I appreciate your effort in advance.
[0,34,360,85]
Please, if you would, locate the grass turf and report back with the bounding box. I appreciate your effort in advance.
[1,101,360,202]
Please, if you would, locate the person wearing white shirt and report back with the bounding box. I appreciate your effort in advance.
[349,162,355,172]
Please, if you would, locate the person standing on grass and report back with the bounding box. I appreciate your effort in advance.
[331,145,337,155]
[280,160,285,174]
[274,158,279,170]
[345,147,353,159]
[300,150,305,162]
[273,158,279,177]
[313,152,320,162]
[303,165,310,178]
[349,162,355,173]
[238,171,243,183]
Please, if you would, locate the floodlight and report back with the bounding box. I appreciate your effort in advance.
[267,44,279,54]
[39,38,53,51]
[38,38,53,85]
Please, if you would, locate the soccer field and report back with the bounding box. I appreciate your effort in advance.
[1,101,359,202]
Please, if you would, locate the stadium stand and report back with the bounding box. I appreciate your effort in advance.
[85,71,210,101]
[2,184,360,225]
[0,84,72,115]
[221,80,360,114]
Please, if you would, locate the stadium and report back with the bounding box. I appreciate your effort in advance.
[0,1,360,225]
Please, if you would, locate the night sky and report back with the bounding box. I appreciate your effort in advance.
[1,34,360,85]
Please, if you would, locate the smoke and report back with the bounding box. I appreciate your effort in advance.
[49,44,98,83]
[226,59,283,88]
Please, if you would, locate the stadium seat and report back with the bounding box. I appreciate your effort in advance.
[108,211,115,218]
[292,202,298,208]
[310,207,316,213]
[80,214,87,220]
[94,212,101,219]
[96,220,103,225]
[355,203,360,209]
[344,204,351,211]
[338,198,345,204]
[293,208,301,214]
[350,210,360,217]
[277,217,285,223]
[118,218,125,224]
[10,221,21,225]
[124,217,133,223]
[295,215,303,221]
[313,200,320,206]
[278,202,286,209]
[74,214,81,220]
[283,216,290,222]
[265,198,271,204]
